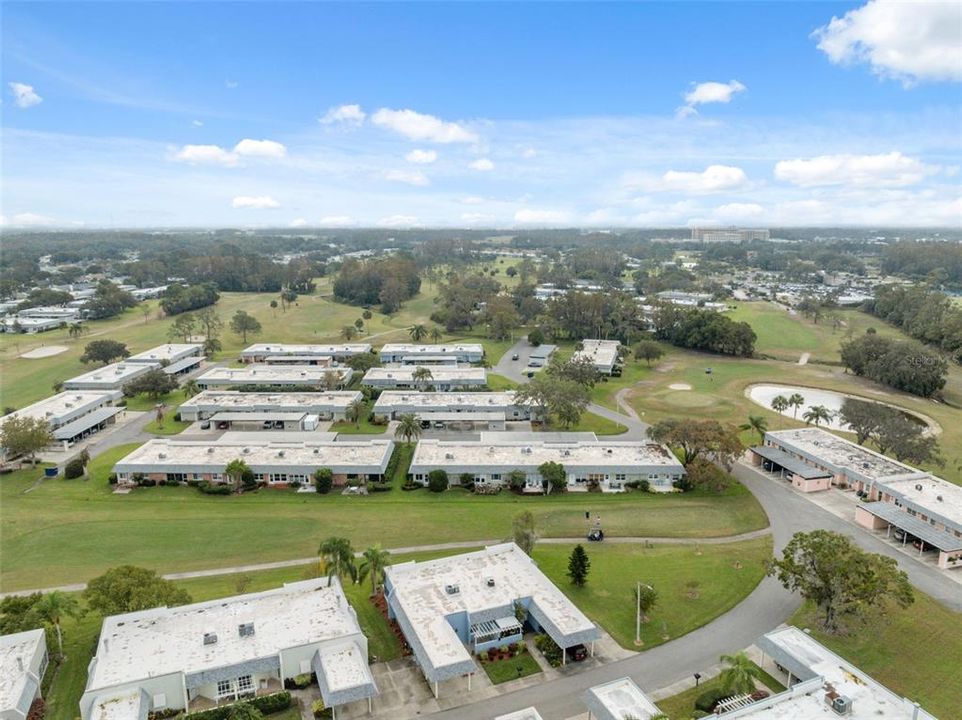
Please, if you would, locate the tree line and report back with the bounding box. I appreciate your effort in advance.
[840,330,947,398]
[332,256,421,313]
[866,284,962,363]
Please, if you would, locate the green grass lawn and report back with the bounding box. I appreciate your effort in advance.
[329,402,388,434]
[1,450,768,590]
[125,388,188,412]
[143,418,192,435]
[540,411,626,436]
[655,659,785,719]
[532,539,772,650]
[486,373,519,390]
[789,592,962,719]
[479,650,541,684]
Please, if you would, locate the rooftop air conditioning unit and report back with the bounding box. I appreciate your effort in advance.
[243,447,250,454]
[485,577,495,587]
[444,584,460,595]
[831,696,852,715]
[277,450,285,457]
[238,623,255,637]
[445,453,454,460]
[313,448,320,454]
[937,495,943,502]
[158,452,167,459]
[207,448,215,454]
[203,632,218,646]
[916,484,923,491]
[45,411,54,417]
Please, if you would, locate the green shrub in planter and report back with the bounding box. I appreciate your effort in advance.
[108,472,118,485]
[314,468,333,495]
[694,688,728,713]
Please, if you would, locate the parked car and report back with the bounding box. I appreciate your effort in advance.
[912,539,928,551]
[216,421,230,429]
[199,420,211,429]
[433,421,445,429]
[566,644,588,662]
[511,353,520,361]
[893,528,907,542]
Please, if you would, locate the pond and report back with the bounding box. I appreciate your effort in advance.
[746,384,931,433]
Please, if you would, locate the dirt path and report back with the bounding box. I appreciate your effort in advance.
[797,352,810,365]
[613,387,641,421]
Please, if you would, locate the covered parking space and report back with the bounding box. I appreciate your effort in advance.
[855,502,962,570]
[750,446,833,492]
[208,411,308,431]
[52,407,123,450]
[415,411,506,432]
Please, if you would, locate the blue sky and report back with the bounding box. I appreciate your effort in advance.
[2,1,960,228]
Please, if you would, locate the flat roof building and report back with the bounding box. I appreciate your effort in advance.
[180,390,363,422]
[361,366,486,391]
[2,391,124,452]
[372,391,529,421]
[126,344,202,364]
[384,543,600,698]
[732,626,936,720]
[195,365,352,390]
[240,344,371,363]
[582,678,663,720]
[572,340,621,375]
[379,343,484,364]
[1,629,48,720]
[79,578,377,720]
[64,362,160,392]
[410,436,685,493]
[113,437,393,488]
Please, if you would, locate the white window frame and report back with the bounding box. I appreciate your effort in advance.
[236,675,254,694]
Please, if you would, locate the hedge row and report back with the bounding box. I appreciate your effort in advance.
[184,691,291,720]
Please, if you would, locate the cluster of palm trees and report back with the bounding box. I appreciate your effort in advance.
[770,393,835,427]
[317,537,391,595]
[408,324,444,343]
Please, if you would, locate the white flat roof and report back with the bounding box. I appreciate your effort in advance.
[740,627,937,720]
[573,339,620,368]
[90,690,146,720]
[411,438,683,472]
[766,428,914,482]
[127,344,202,363]
[0,629,45,713]
[385,543,596,679]
[373,391,517,410]
[181,390,362,411]
[113,438,393,474]
[494,709,544,720]
[197,365,349,384]
[6,391,121,426]
[874,473,962,531]
[380,343,483,355]
[316,641,371,694]
[86,578,362,693]
[241,343,371,356]
[65,362,159,387]
[362,367,487,382]
[584,678,663,720]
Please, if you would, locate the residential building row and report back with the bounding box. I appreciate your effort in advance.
[360,366,487,390]
[179,390,363,423]
[195,365,353,390]
[378,343,484,365]
[64,344,203,392]
[2,390,124,453]
[239,343,371,364]
[371,391,531,426]
[752,427,962,570]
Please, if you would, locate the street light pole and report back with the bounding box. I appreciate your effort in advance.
[635,580,641,646]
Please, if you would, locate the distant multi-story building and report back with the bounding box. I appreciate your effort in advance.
[691,227,770,243]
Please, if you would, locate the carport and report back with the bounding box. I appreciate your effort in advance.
[750,446,833,491]
[856,502,962,570]
[208,411,307,430]
[415,410,506,431]
[53,406,123,450]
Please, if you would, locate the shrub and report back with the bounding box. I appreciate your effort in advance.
[198,481,232,495]
[534,633,563,667]
[695,688,728,713]
[686,458,732,493]
[459,472,474,486]
[26,698,44,720]
[314,468,333,494]
[368,481,392,492]
[184,692,291,720]
[427,469,449,493]
[148,710,180,720]
[173,412,182,422]
[108,472,118,485]
[528,329,544,346]
[508,469,527,493]
[64,458,85,479]
[311,699,332,719]
[241,468,257,489]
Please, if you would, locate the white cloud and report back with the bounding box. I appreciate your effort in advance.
[377,214,419,227]
[460,212,494,224]
[289,218,308,228]
[513,208,572,225]
[460,196,485,205]
[405,149,438,164]
[9,82,42,108]
[233,138,287,159]
[232,195,280,209]
[650,165,749,193]
[677,80,745,117]
[225,80,239,89]
[318,216,355,227]
[469,158,495,171]
[170,144,239,167]
[382,169,429,186]
[319,104,366,125]
[521,147,537,158]
[774,152,930,187]
[713,202,764,220]
[371,108,477,143]
[5,212,57,226]
[813,0,962,84]
[192,120,204,127]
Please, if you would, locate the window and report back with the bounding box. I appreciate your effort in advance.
[152,694,167,709]
[491,473,501,481]
[615,474,626,482]
[216,680,233,698]
[237,676,254,694]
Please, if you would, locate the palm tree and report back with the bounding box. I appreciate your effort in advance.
[345,398,366,428]
[36,591,80,658]
[718,651,761,695]
[358,545,392,595]
[770,395,790,414]
[340,325,358,341]
[226,703,263,720]
[803,405,834,427]
[739,415,768,444]
[394,413,422,445]
[154,403,167,429]
[788,393,805,420]
[412,366,433,389]
[409,324,428,342]
[68,322,85,340]
[225,458,251,492]
[317,536,357,588]
[182,379,200,399]
[429,326,444,343]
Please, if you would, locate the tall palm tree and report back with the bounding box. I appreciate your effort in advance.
[429,326,444,343]
[394,413,422,445]
[770,395,790,414]
[317,536,357,588]
[788,393,805,419]
[182,379,201,399]
[739,415,768,444]
[412,366,433,389]
[68,322,85,340]
[36,591,80,658]
[409,324,428,342]
[358,545,392,595]
[345,398,366,428]
[718,651,761,695]
[803,405,834,427]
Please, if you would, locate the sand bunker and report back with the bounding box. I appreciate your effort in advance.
[668,383,692,390]
[20,345,68,359]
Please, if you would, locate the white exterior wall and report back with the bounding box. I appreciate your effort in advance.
[81,673,185,720]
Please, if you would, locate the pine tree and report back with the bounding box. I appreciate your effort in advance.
[567,544,590,586]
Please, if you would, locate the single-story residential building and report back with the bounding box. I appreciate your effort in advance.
[112,437,393,487]
[1,629,48,720]
[180,391,363,423]
[384,543,601,699]
[18,306,81,321]
[195,365,353,390]
[379,343,484,364]
[79,578,377,720]
[572,340,621,375]
[64,362,160,392]
[2,317,68,334]
[526,344,557,368]
[495,710,543,720]
[126,344,203,365]
[361,366,487,391]
[239,344,371,364]
[736,626,937,719]
[262,356,334,367]
[371,391,529,423]
[2,390,124,453]
[582,678,663,720]
[409,435,685,493]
